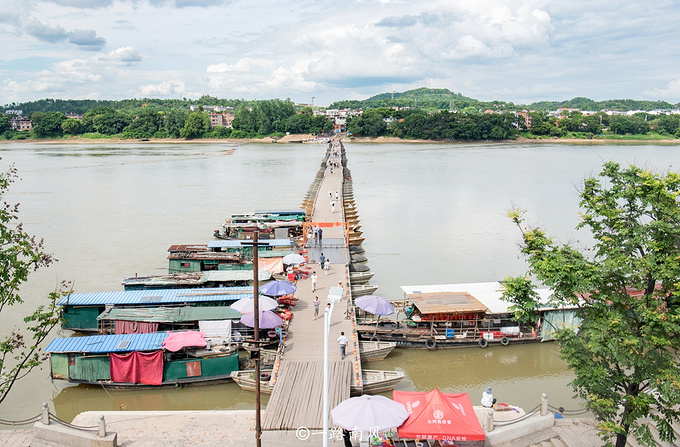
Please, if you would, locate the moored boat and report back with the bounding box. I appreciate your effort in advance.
[349,271,374,284]
[231,368,403,396]
[359,341,396,361]
[46,331,239,388]
[351,284,378,298]
[356,282,579,350]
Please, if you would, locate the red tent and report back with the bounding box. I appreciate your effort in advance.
[392,389,485,442]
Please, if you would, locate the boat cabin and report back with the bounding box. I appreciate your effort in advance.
[168,240,294,273]
[58,287,252,333]
[122,270,273,290]
[45,331,239,387]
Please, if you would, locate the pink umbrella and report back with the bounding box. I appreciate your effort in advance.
[240,310,283,329]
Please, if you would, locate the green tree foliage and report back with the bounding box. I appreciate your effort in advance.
[503,162,680,447]
[309,115,333,135]
[284,113,311,134]
[61,118,83,135]
[0,161,66,406]
[348,109,388,137]
[122,109,164,138]
[92,111,132,135]
[232,99,295,135]
[32,112,66,138]
[180,111,210,139]
[609,115,650,135]
[388,110,517,140]
[0,116,11,134]
[164,110,188,138]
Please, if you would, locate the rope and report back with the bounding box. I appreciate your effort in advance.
[493,404,541,426]
[0,414,42,426]
[548,404,592,416]
[48,412,99,432]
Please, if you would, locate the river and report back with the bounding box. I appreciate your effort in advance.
[1,140,679,424]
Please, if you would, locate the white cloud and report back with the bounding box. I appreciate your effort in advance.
[646,79,680,103]
[139,80,185,96]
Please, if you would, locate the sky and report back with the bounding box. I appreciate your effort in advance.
[1,0,680,107]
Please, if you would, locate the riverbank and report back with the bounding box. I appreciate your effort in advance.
[2,134,679,145]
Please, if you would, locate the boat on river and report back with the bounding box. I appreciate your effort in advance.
[230,368,403,395]
[58,287,253,333]
[359,340,396,361]
[351,284,378,297]
[214,209,307,240]
[122,270,273,290]
[45,331,239,388]
[349,271,374,284]
[355,282,580,350]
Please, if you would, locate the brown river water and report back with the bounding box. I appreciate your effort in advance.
[2,140,679,424]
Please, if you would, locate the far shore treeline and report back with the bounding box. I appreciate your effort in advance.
[2,88,680,142]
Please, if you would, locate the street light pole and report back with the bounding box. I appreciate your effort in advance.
[242,231,268,447]
[323,301,334,447]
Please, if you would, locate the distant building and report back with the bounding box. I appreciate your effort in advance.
[3,109,23,116]
[10,117,32,131]
[209,111,235,128]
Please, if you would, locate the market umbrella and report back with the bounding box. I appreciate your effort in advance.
[392,389,485,441]
[331,394,409,432]
[355,295,394,316]
[260,280,297,297]
[231,295,278,313]
[240,310,284,329]
[355,295,394,337]
[282,253,306,265]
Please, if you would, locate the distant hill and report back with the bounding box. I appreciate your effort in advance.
[4,89,679,115]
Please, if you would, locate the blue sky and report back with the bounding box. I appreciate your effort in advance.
[1,0,679,107]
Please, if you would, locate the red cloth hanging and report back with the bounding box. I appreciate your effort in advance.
[114,320,159,335]
[110,351,163,385]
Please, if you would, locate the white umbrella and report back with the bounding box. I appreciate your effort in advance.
[231,296,278,313]
[282,253,306,265]
[331,394,409,432]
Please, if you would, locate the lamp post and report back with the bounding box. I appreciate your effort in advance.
[242,231,269,447]
[323,286,343,447]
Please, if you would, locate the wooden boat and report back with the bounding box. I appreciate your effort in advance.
[348,235,365,245]
[356,282,578,350]
[46,331,239,388]
[121,270,272,290]
[350,271,374,284]
[357,369,404,395]
[351,254,368,263]
[351,284,378,297]
[348,244,365,255]
[349,263,370,273]
[359,341,396,361]
[232,368,403,396]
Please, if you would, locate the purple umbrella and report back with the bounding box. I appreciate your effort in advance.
[355,295,394,316]
[260,280,297,297]
[240,310,284,329]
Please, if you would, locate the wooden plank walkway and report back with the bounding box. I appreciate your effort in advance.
[262,361,352,430]
[263,140,361,430]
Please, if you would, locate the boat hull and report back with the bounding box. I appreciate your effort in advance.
[359,341,396,361]
[351,285,377,297]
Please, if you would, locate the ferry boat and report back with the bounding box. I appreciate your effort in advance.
[355,282,580,349]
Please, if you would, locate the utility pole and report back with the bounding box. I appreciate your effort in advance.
[242,231,269,447]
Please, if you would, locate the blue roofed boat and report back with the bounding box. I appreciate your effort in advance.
[45,331,239,388]
[58,287,252,333]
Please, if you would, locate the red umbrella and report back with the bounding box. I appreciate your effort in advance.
[392,389,485,442]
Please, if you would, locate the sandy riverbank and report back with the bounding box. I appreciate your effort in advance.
[2,134,679,145]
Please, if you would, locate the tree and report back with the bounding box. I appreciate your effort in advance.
[32,112,66,138]
[165,110,188,138]
[0,160,65,406]
[61,118,83,135]
[180,111,210,139]
[503,162,680,447]
[122,109,164,138]
[92,110,132,135]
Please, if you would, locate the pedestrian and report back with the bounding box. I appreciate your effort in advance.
[342,429,352,447]
[481,387,497,408]
[313,296,320,320]
[329,191,332,200]
[338,331,348,360]
[331,201,335,213]
[323,258,330,275]
[319,252,326,268]
[311,271,318,292]
[335,191,339,200]
[318,228,323,245]
[554,407,564,419]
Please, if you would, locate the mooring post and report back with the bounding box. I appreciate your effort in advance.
[485,408,494,432]
[541,393,548,416]
[98,415,106,437]
[41,402,50,425]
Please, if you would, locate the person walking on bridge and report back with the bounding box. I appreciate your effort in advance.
[337,332,348,360]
